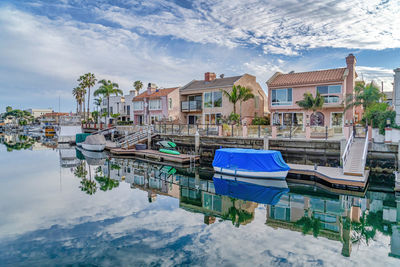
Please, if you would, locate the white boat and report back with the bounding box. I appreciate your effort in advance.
[213,173,289,188]
[81,134,106,152]
[212,148,290,180]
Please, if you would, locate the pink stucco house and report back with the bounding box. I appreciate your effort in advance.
[132,83,180,125]
[266,54,357,132]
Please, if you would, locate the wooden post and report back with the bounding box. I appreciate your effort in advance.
[147,128,152,149]
[195,130,200,155]
[263,135,269,150]
[243,125,248,138]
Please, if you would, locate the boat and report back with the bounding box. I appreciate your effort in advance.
[76,146,107,166]
[157,140,180,155]
[212,174,289,205]
[81,134,106,152]
[212,148,290,179]
[75,133,91,147]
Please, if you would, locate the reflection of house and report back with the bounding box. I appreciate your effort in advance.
[132,84,180,125]
[267,54,357,130]
[179,175,257,226]
[39,112,69,125]
[180,72,267,124]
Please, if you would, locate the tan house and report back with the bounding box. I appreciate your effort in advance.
[179,72,267,124]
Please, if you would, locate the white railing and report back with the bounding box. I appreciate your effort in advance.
[360,129,369,174]
[342,128,354,167]
[118,125,154,148]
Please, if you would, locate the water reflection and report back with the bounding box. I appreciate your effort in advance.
[1,135,400,264]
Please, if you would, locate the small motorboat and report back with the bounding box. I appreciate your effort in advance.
[157,140,180,155]
[212,148,290,179]
[81,134,106,152]
[75,133,91,147]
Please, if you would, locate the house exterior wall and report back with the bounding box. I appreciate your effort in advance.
[27,109,53,118]
[167,88,181,122]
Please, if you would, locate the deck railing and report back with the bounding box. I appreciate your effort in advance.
[342,128,354,167]
[360,125,369,174]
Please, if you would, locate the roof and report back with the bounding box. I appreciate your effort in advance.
[267,68,347,87]
[180,75,243,92]
[42,112,69,117]
[133,87,179,101]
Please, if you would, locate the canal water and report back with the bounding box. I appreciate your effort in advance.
[0,134,399,266]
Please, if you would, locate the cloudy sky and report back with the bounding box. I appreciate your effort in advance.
[0,0,399,112]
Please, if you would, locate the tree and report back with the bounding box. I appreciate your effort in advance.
[221,85,255,124]
[238,86,255,122]
[72,86,84,114]
[94,79,122,124]
[345,81,384,112]
[94,97,103,123]
[133,80,143,95]
[78,73,97,121]
[295,215,322,238]
[221,85,240,115]
[296,92,324,114]
[6,106,12,113]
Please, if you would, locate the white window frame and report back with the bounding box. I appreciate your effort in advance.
[271,88,292,106]
[133,101,144,111]
[330,112,344,128]
[149,99,162,110]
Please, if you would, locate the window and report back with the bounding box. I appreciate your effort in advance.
[204,91,222,108]
[149,99,161,110]
[110,107,113,115]
[133,101,143,111]
[331,112,343,127]
[150,115,160,124]
[205,113,221,124]
[271,88,292,106]
[323,95,340,103]
[317,85,342,94]
[168,98,172,110]
[126,105,130,114]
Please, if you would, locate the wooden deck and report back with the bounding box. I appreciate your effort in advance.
[288,163,369,189]
[110,148,199,164]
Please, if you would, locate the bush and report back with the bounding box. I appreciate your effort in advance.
[363,103,396,134]
[228,112,240,124]
[252,115,270,125]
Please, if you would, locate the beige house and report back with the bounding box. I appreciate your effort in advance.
[179,72,268,124]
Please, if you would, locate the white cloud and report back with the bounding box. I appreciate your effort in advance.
[356,66,394,91]
[95,0,400,56]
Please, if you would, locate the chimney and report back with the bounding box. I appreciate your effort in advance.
[205,72,216,82]
[147,83,157,95]
[345,54,356,123]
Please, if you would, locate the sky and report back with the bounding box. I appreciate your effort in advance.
[0,0,399,112]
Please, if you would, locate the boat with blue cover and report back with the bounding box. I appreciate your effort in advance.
[212,148,290,179]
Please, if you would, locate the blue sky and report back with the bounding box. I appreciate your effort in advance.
[0,0,399,112]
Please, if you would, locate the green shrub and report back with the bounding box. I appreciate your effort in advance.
[252,115,270,125]
[363,103,396,134]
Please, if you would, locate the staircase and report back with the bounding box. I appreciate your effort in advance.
[116,125,154,149]
[342,128,369,176]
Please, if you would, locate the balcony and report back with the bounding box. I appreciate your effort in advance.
[181,101,202,112]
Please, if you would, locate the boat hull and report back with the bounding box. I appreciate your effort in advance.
[213,173,288,188]
[213,167,288,179]
[81,143,105,152]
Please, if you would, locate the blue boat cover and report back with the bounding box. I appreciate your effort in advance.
[212,148,290,172]
[213,177,289,205]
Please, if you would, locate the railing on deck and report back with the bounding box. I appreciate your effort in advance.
[342,128,354,167]
[360,125,369,174]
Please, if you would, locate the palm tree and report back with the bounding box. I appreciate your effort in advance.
[295,215,322,238]
[238,85,254,121]
[344,81,384,119]
[72,86,84,114]
[133,80,143,95]
[94,97,102,123]
[78,73,97,121]
[296,92,324,125]
[221,85,241,115]
[94,79,122,124]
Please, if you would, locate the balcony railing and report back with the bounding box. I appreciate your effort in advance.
[181,101,202,112]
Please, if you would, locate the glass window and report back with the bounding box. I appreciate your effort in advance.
[323,95,340,103]
[204,92,212,108]
[133,101,143,111]
[271,89,292,106]
[149,99,161,110]
[213,91,222,107]
[126,105,130,114]
[317,85,342,94]
[168,98,172,110]
[255,96,259,109]
[331,113,343,127]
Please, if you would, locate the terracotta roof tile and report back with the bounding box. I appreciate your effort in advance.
[180,75,243,92]
[133,87,179,101]
[268,68,347,87]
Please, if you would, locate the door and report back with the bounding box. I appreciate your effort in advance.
[188,115,197,124]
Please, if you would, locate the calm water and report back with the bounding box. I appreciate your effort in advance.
[0,134,400,266]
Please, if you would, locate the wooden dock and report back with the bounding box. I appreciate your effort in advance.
[110,148,199,164]
[288,163,369,190]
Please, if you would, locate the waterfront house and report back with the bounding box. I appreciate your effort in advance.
[267,54,357,132]
[39,112,69,125]
[132,83,180,125]
[179,72,267,124]
[99,90,137,124]
[27,108,53,119]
